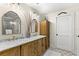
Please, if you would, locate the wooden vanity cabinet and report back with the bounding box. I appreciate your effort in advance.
[0,46,20,56]
[0,37,46,56]
[21,40,38,56]
[21,37,46,56]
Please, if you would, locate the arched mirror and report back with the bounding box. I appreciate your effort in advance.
[2,11,21,35]
[30,19,38,36]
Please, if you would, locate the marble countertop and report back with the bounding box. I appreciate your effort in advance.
[0,35,46,52]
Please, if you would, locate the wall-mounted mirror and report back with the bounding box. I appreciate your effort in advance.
[2,11,21,35]
[30,19,38,36]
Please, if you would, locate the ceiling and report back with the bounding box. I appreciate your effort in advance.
[26,3,79,15]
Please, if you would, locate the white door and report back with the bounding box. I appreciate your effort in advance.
[56,15,74,52]
[75,12,79,55]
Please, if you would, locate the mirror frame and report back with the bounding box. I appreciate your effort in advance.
[30,19,38,33]
[2,11,21,35]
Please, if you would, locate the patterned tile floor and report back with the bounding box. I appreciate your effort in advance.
[44,48,75,56]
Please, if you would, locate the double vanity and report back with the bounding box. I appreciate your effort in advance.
[0,9,49,56]
[0,35,47,56]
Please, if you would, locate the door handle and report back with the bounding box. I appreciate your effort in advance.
[77,35,79,37]
[56,34,58,36]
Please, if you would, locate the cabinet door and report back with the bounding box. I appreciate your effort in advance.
[46,37,49,49]
[37,39,43,56]
[0,46,20,56]
[33,40,38,56]
[21,42,33,56]
[42,38,46,53]
[21,41,36,56]
[30,42,35,56]
[40,20,47,35]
